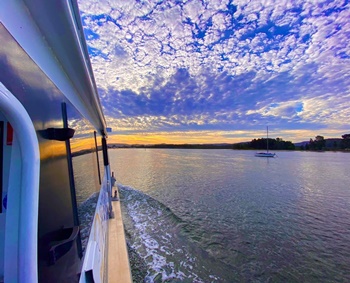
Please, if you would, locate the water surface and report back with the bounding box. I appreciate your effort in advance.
[109,149,350,282]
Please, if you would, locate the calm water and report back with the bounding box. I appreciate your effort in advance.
[108,149,350,282]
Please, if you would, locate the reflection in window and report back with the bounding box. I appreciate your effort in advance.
[72,133,102,253]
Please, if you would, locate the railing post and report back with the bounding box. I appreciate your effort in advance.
[102,136,113,218]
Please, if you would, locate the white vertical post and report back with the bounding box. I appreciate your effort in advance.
[0,83,40,283]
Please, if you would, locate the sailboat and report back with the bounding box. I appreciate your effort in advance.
[255,126,276,157]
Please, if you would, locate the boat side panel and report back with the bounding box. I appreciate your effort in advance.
[0,24,102,282]
[0,115,12,280]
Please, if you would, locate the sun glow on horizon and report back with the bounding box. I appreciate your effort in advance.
[106,128,348,145]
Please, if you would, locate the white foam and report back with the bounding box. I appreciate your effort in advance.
[119,184,206,282]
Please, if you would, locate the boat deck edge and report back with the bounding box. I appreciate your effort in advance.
[107,189,132,283]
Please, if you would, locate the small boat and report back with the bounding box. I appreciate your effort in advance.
[255,126,276,157]
[255,152,276,157]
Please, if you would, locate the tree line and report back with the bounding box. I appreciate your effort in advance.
[301,134,350,151]
[233,137,295,150]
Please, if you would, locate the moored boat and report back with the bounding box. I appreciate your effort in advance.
[255,152,276,157]
[255,126,276,157]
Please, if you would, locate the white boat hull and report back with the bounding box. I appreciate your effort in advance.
[255,152,276,157]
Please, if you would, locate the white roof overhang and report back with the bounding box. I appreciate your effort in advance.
[0,0,107,136]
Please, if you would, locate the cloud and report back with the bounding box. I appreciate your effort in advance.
[78,0,350,142]
[248,101,304,119]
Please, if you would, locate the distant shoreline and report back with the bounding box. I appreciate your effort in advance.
[107,143,350,152]
[70,143,350,158]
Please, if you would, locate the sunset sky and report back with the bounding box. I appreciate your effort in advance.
[78,0,350,144]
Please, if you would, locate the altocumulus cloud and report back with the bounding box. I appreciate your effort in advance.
[78,0,350,142]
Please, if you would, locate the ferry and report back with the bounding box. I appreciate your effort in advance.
[0,1,131,282]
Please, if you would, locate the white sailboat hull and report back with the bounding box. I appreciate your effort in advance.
[255,152,276,157]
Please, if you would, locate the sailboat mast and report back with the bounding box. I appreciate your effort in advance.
[266,126,269,153]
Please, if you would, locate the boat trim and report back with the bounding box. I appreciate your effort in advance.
[0,82,40,282]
